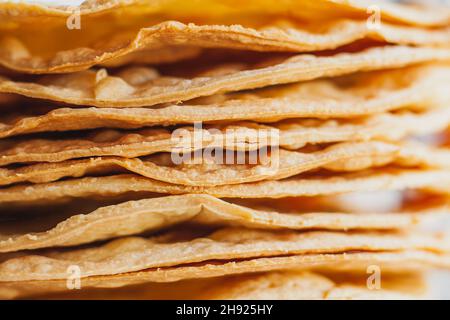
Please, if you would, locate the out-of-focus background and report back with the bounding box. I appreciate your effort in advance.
[394,0,450,301]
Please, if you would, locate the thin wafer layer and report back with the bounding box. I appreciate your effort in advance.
[49,271,422,300]
[1,63,448,138]
[1,193,440,253]
[1,227,449,282]
[3,269,427,300]
[0,141,448,187]
[1,0,448,27]
[1,169,449,204]
[1,46,449,107]
[2,19,449,73]
[0,250,446,299]
[2,108,450,165]
[197,271,421,300]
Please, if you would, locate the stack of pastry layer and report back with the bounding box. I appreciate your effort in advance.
[0,0,450,299]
